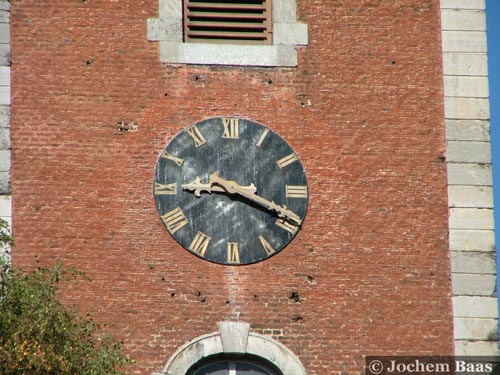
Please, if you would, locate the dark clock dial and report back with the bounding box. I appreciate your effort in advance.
[154,117,308,265]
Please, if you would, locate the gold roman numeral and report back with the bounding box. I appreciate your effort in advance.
[276,218,299,234]
[258,235,275,256]
[186,125,206,147]
[189,231,211,256]
[285,185,308,199]
[227,242,240,264]
[276,153,298,169]
[222,118,239,139]
[161,207,188,234]
[256,128,269,147]
[161,151,184,167]
[155,182,177,195]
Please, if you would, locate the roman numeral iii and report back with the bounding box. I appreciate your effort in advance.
[286,185,308,198]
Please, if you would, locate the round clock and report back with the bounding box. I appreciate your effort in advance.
[154,117,308,265]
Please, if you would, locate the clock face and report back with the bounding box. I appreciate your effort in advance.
[154,117,308,265]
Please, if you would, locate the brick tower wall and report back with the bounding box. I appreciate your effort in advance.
[11,1,453,374]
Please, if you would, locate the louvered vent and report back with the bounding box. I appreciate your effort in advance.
[184,0,272,45]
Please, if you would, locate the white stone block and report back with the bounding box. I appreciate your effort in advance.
[441,0,485,10]
[0,1,10,11]
[454,318,498,340]
[159,0,182,19]
[0,8,9,23]
[273,0,297,23]
[454,340,499,356]
[147,18,182,42]
[0,86,9,105]
[0,24,8,45]
[0,171,9,194]
[446,141,491,163]
[441,10,485,31]
[449,208,494,230]
[0,44,10,67]
[445,120,490,141]
[448,186,492,208]
[218,322,249,353]
[452,273,496,296]
[0,194,10,217]
[442,31,487,53]
[453,296,498,318]
[451,251,496,274]
[0,66,9,86]
[447,163,492,186]
[0,127,9,149]
[0,149,9,172]
[160,42,298,67]
[444,76,488,98]
[444,97,489,119]
[0,105,9,128]
[273,23,308,46]
[443,53,488,76]
[449,230,495,252]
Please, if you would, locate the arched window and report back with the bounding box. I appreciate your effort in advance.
[152,322,307,375]
[188,355,282,375]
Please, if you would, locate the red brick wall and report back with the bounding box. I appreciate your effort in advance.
[11,0,452,374]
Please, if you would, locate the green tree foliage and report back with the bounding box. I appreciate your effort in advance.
[0,220,130,375]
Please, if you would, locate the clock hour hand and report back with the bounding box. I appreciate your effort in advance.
[182,177,257,198]
[208,172,303,226]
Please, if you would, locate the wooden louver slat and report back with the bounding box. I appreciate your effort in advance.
[184,0,272,45]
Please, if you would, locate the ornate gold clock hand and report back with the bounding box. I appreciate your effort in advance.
[208,172,303,226]
[182,177,257,197]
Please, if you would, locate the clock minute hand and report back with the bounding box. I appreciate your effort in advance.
[182,177,257,197]
[208,172,303,226]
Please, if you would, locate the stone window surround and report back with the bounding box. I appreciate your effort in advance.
[147,0,308,67]
[152,322,307,375]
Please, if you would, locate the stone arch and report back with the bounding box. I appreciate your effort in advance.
[153,322,307,375]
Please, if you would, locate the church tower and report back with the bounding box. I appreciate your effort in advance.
[5,0,498,373]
